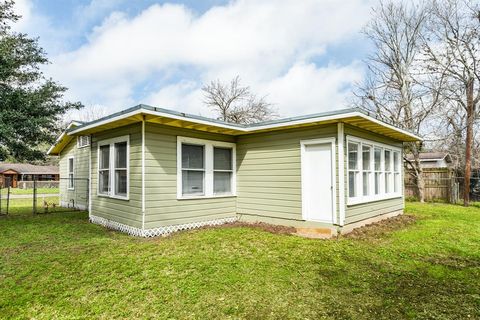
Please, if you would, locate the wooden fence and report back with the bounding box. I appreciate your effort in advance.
[404,168,458,202]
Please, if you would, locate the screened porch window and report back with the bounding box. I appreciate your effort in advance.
[347,136,401,205]
[348,142,359,198]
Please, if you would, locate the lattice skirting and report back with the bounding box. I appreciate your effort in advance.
[89,215,238,237]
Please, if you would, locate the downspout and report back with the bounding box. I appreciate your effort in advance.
[141,116,146,232]
[337,122,345,227]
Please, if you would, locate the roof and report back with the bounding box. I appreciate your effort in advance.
[48,104,422,155]
[406,152,452,162]
[0,163,59,175]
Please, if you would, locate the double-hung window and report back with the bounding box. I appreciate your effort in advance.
[181,144,205,195]
[68,157,74,190]
[347,136,402,205]
[178,137,236,199]
[98,136,129,199]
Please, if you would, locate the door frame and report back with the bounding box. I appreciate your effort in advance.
[300,137,337,223]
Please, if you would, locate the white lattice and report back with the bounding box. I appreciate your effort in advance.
[89,215,238,238]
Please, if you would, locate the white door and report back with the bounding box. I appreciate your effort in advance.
[302,141,335,222]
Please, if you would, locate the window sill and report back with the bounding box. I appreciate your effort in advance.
[177,194,237,200]
[347,194,402,206]
[97,193,129,201]
[67,188,75,191]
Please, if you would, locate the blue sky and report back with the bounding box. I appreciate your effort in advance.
[14,0,375,120]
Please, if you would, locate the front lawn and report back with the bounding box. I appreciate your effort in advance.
[0,203,479,319]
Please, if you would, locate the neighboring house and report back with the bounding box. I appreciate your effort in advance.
[405,152,453,169]
[0,163,59,188]
[48,104,420,237]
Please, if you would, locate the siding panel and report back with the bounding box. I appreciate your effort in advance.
[90,123,143,228]
[144,123,237,229]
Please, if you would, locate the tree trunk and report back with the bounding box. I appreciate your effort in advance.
[463,78,475,207]
[412,144,425,203]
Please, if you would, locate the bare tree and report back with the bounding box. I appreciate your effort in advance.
[421,0,480,206]
[202,76,277,124]
[355,1,445,202]
[62,104,110,128]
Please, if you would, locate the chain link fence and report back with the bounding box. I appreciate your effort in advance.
[0,178,89,216]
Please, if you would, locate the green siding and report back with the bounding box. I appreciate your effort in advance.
[236,125,339,222]
[343,125,404,224]
[144,123,237,229]
[90,124,143,228]
[59,138,89,209]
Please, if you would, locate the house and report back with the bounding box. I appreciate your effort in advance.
[406,152,452,169]
[48,104,420,237]
[0,163,59,188]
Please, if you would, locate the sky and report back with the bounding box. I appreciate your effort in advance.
[13,0,375,120]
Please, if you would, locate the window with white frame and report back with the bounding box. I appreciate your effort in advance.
[362,145,371,196]
[178,137,236,198]
[374,147,382,195]
[77,135,90,148]
[384,150,392,193]
[68,157,74,190]
[393,151,401,193]
[347,136,402,204]
[348,142,359,198]
[97,136,129,199]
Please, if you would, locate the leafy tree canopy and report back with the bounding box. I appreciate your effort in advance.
[0,0,82,162]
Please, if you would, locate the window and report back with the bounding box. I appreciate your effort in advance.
[98,136,129,199]
[348,142,359,198]
[214,147,233,194]
[99,145,110,194]
[362,145,371,196]
[374,147,382,195]
[114,142,128,197]
[384,150,391,193]
[177,137,236,199]
[77,135,90,148]
[347,136,402,205]
[68,157,74,190]
[393,151,400,193]
[181,144,205,196]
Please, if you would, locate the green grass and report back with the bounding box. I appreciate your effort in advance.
[2,187,59,195]
[0,203,479,319]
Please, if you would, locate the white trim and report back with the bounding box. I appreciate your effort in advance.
[47,121,83,155]
[177,136,236,199]
[141,118,146,229]
[67,156,75,190]
[89,214,238,237]
[88,136,92,216]
[346,135,402,206]
[97,135,130,200]
[300,137,337,224]
[337,123,345,226]
[68,108,421,141]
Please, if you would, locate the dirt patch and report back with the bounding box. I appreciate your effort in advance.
[162,221,297,238]
[342,214,417,240]
[423,255,480,269]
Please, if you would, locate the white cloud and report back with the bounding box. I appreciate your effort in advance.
[42,0,372,117]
